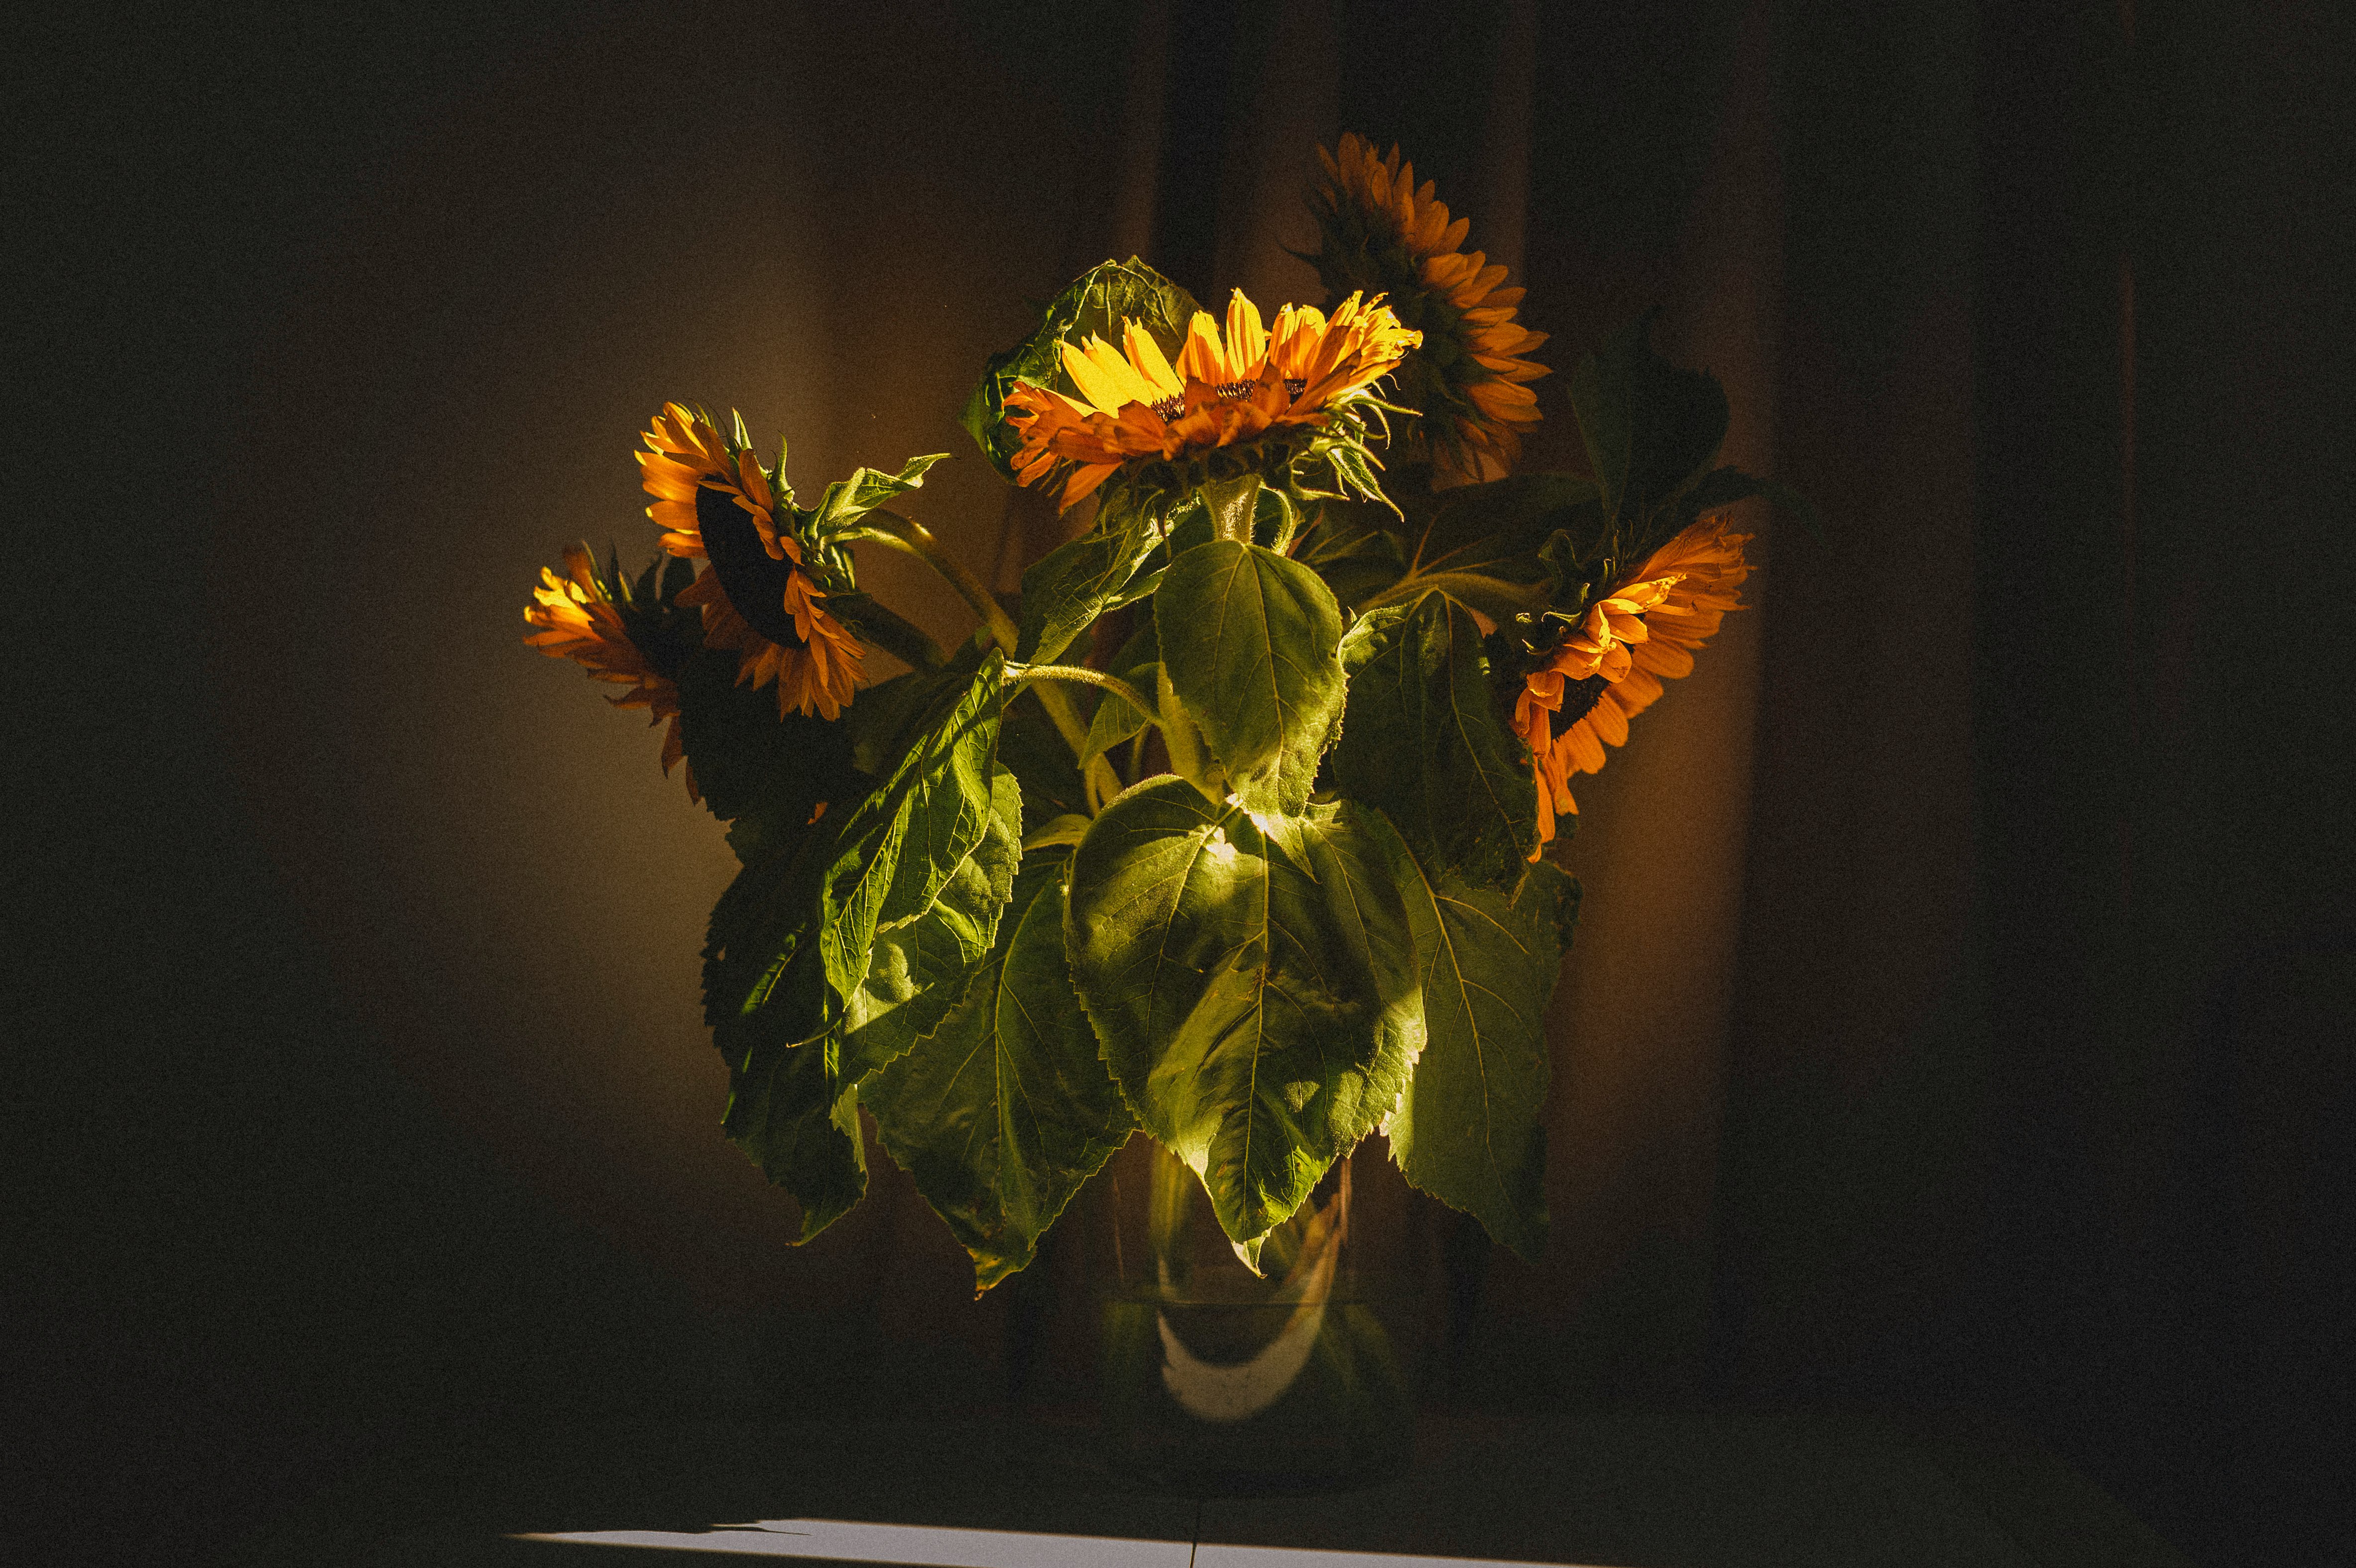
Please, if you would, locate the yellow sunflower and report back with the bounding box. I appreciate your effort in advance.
[1310,132,1549,476]
[1512,518,1752,852]
[1002,288,1420,509]
[636,403,863,721]
[524,542,695,795]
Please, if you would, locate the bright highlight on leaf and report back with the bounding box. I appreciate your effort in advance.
[1065,780,1420,1258]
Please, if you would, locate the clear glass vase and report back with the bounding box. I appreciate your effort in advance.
[1094,1138,1420,1493]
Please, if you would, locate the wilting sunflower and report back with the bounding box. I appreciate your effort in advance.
[1513,517,1753,852]
[524,543,694,792]
[1002,288,1420,509]
[637,403,863,721]
[1309,132,1548,477]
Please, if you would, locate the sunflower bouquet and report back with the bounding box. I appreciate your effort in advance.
[524,136,1797,1290]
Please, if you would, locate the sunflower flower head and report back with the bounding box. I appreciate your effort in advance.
[636,402,864,722]
[524,542,695,793]
[1511,517,1752,854]
[1308,132,1549,478]
[1001,287,1419,512]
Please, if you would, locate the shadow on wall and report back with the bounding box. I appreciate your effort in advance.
[205,0,1126,1351]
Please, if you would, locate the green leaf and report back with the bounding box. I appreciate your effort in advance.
[1372,815,1573,1263]
[1334,594,1537,880]
[1014,493,1167,665]
[720,1026,867,1243]
[704,655,1004,1069]
[1154,540,1346,816]
[867,849,1135,1291]
[1292,508,1409,611]
[1065,779,1421,1253]
[807,452,949,537]
[711,682,1017,1245]
[839,764,1023,1085]
[1079,617,1160,775]
[961,258,1202,479]
[1568,312,1729,542]
[1023,813,1090,851]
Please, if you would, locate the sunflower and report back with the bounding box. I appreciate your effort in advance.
[1309,132,1549,477]
[1512,517,1753,853]
[636,403,863,721]
[524,542,694,792]
[1002,288,1420,509]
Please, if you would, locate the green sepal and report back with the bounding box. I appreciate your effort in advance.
[960,258,1202,480]
[867,848,1135,1292]
[1065,779,1421,1255]
[1333,593,1538,880]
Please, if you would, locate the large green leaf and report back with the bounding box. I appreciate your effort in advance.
[867,849,1134,1291]
[1334,594,1537,880]
[960,258,1202,480]
[1065,779,1421,1256]
[1014,493,1167,664]
[839,765,1023,1085]
[713,697,1017,1245]
[1568,312,1729,545]
[1373,816,1575,1262]
[1153,540,1346,816]
[720,1025,867,1243]
[704,655,1004,1069]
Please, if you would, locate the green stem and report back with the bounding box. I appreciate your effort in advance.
[860,510,1021,652]
[1003,663,1158,723]
[854,509,1094,769]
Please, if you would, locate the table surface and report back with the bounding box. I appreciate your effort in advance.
[227,1411,2194,1568]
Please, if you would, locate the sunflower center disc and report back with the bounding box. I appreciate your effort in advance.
[1552,674,1612,735]
[696,484,810,648]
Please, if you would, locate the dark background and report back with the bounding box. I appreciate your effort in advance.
[9,3,2351,1566]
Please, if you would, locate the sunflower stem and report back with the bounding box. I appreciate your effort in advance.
[1002,663,1159,722]
[858,511,1022,653]
[856,510,1104,774]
